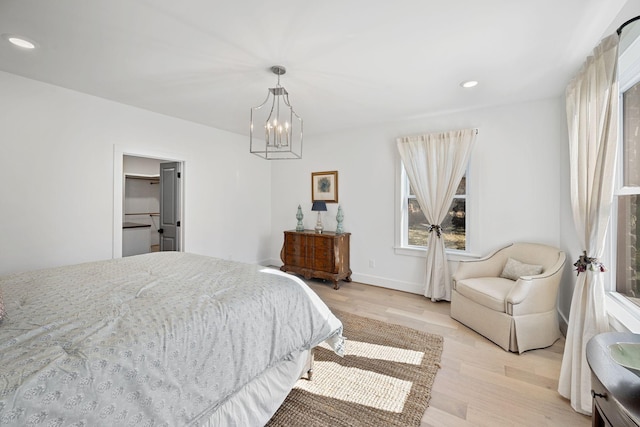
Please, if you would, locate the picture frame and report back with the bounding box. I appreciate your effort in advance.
[311,171,338,203]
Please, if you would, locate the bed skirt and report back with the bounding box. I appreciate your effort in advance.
[202,349,311,426]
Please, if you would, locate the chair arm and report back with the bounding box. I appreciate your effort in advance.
[506,278,533,308]
[452,244,514,284]
[505,253,566,315]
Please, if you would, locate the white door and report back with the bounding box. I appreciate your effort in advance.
[159,162,181,251]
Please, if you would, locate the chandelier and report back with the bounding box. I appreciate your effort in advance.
[250,65,303,159]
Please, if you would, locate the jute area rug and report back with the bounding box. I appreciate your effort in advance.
[267,310,444,427]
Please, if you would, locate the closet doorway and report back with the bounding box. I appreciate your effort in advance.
[112,147,185,259]
[123,156,162,256]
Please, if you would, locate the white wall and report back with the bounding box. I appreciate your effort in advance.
[270,97,572,315]
[0,71,272,275]
[0,68,576,321]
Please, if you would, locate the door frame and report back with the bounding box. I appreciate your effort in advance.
[113,145,186,259]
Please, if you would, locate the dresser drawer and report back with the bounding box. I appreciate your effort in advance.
[285,243,306,257]
[284,254,304,266]
[313,257,334,272]
[587,333,640,427]
[312,236,333,250]
[311,245,333,258]
[591,373,637,427]
[285,233,305,248]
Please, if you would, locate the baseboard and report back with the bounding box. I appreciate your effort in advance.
[265,258,424,295]
[266,258,282,268]
[350,272,423,295]
[257,257,274,267]
[558,308,568,337]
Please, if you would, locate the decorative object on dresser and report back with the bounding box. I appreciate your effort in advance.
[296,204,304,231]
[311,170,338,203]
[336,205,344,234]
[587,332,640,427]
[280,230,351,289]
[311,201,327,233]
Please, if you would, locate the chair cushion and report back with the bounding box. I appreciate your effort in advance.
[454,277,516,312]
[500,257,543,281]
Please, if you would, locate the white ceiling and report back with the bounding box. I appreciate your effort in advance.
[0,0,634,137]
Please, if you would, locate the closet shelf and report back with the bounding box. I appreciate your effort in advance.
[125,174,160,183]
[125,212,160,216]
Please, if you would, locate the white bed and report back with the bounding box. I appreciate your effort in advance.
[0,252,344,426]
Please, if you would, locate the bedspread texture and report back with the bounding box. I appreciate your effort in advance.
[0,252,343,426]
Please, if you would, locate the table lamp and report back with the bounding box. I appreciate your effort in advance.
[311,201,327,233]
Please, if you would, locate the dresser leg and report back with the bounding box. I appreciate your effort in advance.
[333,280,340,290]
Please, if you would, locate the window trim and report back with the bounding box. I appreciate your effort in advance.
[607,292,640,333]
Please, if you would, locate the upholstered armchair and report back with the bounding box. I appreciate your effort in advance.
[451,242,566,353]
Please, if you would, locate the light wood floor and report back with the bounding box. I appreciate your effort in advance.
[306,279,591,427]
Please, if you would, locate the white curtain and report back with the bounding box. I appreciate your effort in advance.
[397,129,476,301]
[558,34,619,415]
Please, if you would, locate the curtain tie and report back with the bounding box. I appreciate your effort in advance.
[573,251,607,275]
[427,224,442,238]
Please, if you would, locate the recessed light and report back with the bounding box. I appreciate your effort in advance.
[3,34,37,49]
[460,80,478,88]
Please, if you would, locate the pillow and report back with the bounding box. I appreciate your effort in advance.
[500,257,543,281]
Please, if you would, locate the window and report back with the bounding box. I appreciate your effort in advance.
[605,31,640,330]
[616,80,640,306]
[400,166,467,251]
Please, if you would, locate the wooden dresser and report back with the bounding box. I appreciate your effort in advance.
[280,230,351,289]
[587,332,640,427]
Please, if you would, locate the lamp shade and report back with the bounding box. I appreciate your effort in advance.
[311,201,327,212]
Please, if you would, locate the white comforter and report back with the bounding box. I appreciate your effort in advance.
[0,252,343,426]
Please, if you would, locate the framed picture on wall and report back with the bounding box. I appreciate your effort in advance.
[311,171,338,203]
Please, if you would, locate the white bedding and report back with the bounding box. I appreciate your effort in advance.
[0,252,343,426]
[203,348,310,426]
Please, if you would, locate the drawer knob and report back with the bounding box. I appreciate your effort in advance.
[591,389,607,399]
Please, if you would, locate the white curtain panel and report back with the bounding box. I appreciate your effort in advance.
[558,33,619,415]
[396,129,476,301]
